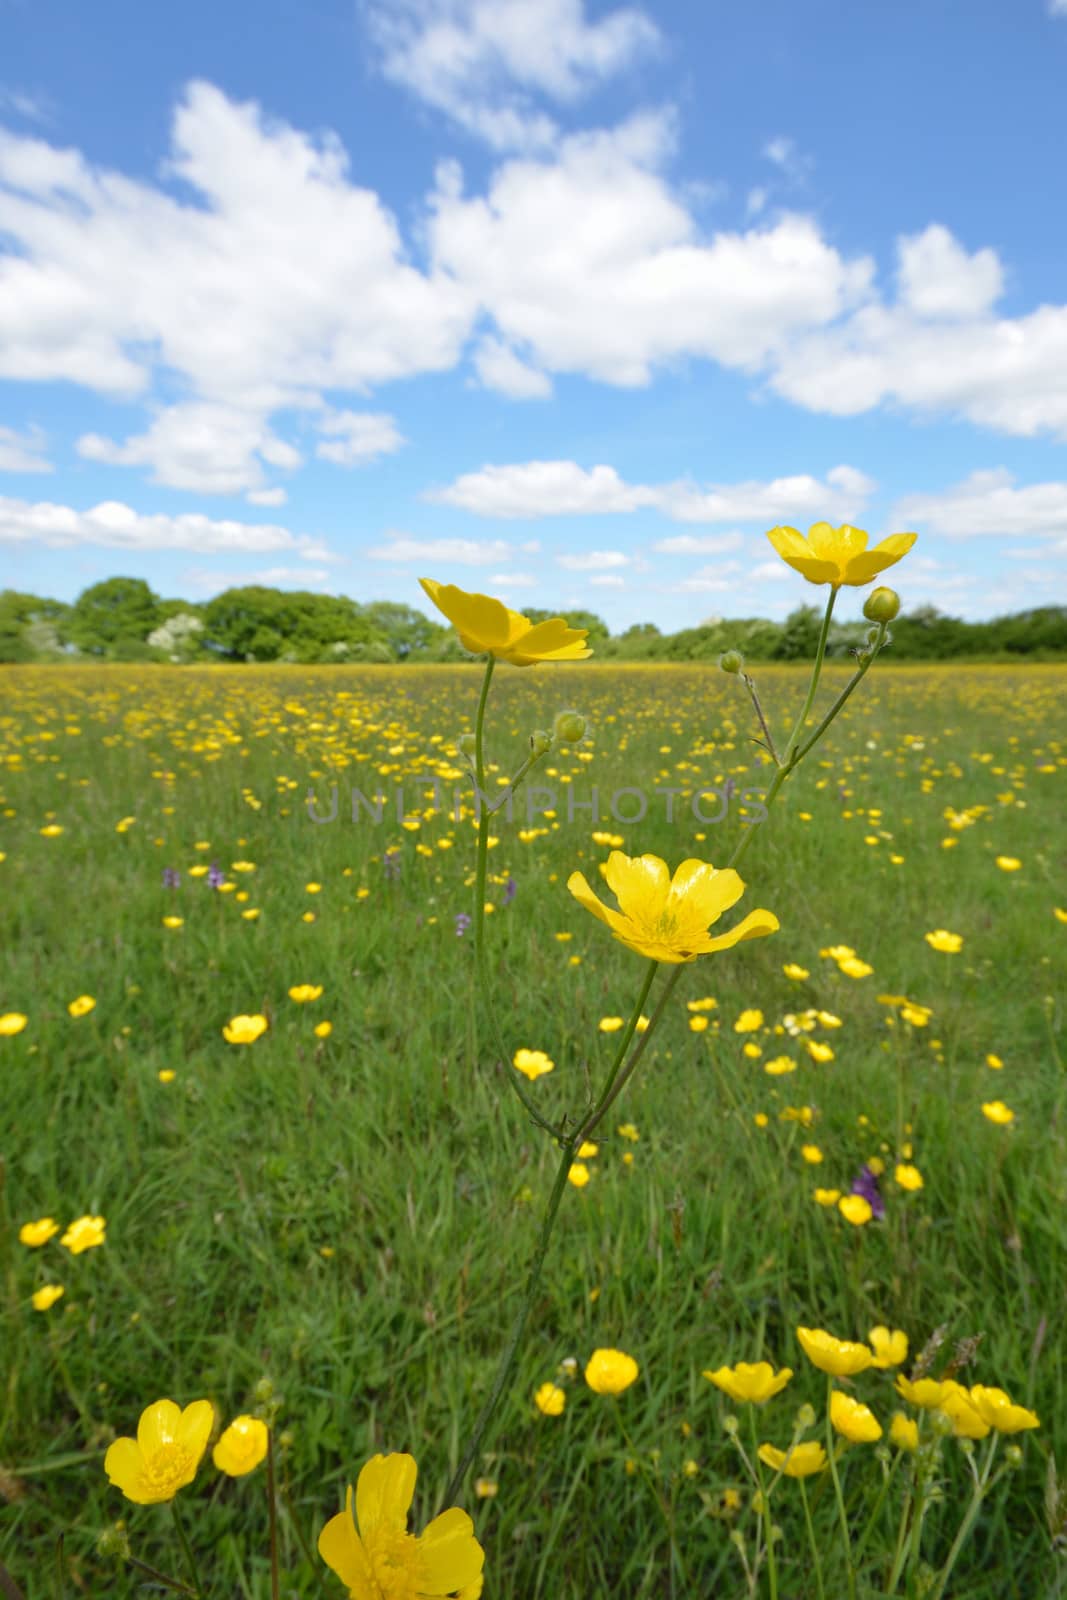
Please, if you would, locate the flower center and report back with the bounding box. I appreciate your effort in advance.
[367,1525,420,1598]
[142,1443,194,1497]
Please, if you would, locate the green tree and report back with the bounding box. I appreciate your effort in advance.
[63,578,161,657]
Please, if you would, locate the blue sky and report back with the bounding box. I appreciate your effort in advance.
[2,0,1067,632]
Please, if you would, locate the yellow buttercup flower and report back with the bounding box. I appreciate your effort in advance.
[67,995,96,1018]
[288,984,323,1002]
[830,1390,882,1443]
[20,1217,60,1248]
[584,1348,639,1395]
[765,522,917,588]
[925,929,963,954]
[703,1362,793,1404]
[419,578,592,667]
[105,1398,215,1504]
[889,1412,919,1452]
[868,1327,908,1369]
[567,1162,590,1188]
[213,1415,269,1476]
[513,1048,555,1081]
[0,1012,28,1036]
[895,1375,951,1410]
[567,852,778,965]
[32,1284,65,1312]
[796,1328,874,1377]
[757,1440,827,1478]
[894,1163,923,1191]
[982,1100,1014,1125]
[60,1215,106,1254]
[534,1382,566,1416]
[838,1195,872,1226]
[967,1386,1039,1434]
[223,1014,268,1044]
[318,1453,484,1599]
[937,1383,989,1440]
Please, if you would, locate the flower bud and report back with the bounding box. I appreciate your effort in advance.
[553,710,586,743]
[457,733,476,758]
[794,1403,816,1432]
[96,1524,131,1562]
[719,649,744,675]
[253,1377,275,1405]
[529,730,553,757]
[863,586,900,623]
[1005,1444,1023,1468]
[722,1413,740,1437]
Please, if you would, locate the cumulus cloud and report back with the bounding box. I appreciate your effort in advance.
[363,0,661,152]
[0,495,331,557]
[365,533,535,564]
[0,423,52,473]
[182,565,332,594]
[652,532,745,554]
[428,459,874,523]
[314,409,406,466]
[76,404,302,494]
[556,548,630,570]
[891,469,1067,541]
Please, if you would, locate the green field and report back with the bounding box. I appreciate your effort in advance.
[1,661,1065,1597]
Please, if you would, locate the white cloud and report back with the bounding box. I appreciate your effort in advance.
[429,460,874,523]
[486,569,537,587]
[429,120,874,390]
[666,562,741,594]
[471,335,553,397]
[315,409,406,465]
[746,186,767,218]
[364,0,661,152]
[365,533,528,564]
[1050,0,1067,16]
[897,224,1003,320]
[0,89,51,123]
[590,573,625,587]
[652,531,744,555]
[891,469,1067,541]
[0,495,331,556]
[0,423,52,473]
[0,81,472,410]
[247,487,288,507]
[182,565,331,594]
[556,548,629,570]
[750,559,792,580]
[762,136,809,184]
[76,403,302,494]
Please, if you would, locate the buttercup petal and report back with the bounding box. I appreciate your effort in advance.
[137,1400,182,1457]
[355,1452,417,1541]
[416,1507,486,1595]
[702,908,781,953]
[602,852,670,918]
[318,1490,376,1593]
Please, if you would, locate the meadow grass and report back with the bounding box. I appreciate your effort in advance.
[1,660,1065,1598]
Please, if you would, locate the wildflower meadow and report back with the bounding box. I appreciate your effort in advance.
[2,535,1066,1598]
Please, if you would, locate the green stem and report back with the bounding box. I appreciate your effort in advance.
[794,625,886,766]
[749,1406,778,1600]
[170,1500,203,1600]
[266,1429,280,1600]
[825,1380,856,1600]
[926,1436,1000,1600]
[799,1480,826,1600]
[851,1449,901,1568]
[574,964,680,1146]
[124,1556,196,1596]
[439,1129,577,1510]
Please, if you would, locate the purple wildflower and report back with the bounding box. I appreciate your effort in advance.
[207,862,226,890]
[455,912,472,938]
[850,1164,885,1221]
[502,876,517,906]
[162,868,181,889]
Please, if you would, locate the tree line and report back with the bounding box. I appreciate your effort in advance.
[2,577,1066,665]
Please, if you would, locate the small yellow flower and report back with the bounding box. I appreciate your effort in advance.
[986,1053,1003,1070]
[513,1048,555,1080]
[889,1412,919,1452]
[830,1390,882,1443]
[419,577,592,665]
[305,882,322,894]
[535,1382,566,1416]
[318,1453,484,1597]
[814,1188,841,1207]
[689,1015,709,1033]
[567,1162,590,1188]
[764,1055,797,1076]
[801,1144,823,1164]
[838,1194,872,1226]
[39,823,64,837]
[60,1215,106,1254]
[241,908,260,921]
[288,984,323,1002]
[753,1112,770,1128]
[474,1478,498,1499]
[967,1385,1039,1434]
[598,1016,624,1033]
[0,1012,28,1036]
[734,1008,764,1032]
[223,1014,268,1044]
[568,852,778,965]
[617,1123,640,1142]
[105,1399,215,1504]
[868,1327,909,1369]
[804,1040,835,1063]
[797,1328,874,1377]
[757,1440,827,1478]
[782,964,809,980]
[19,1217,60,1248]
[981,1100,1014,1125]
[213,1416,269,1476]
[158,1069,176,1083]
[925,929,963,954]
[577,1141,598,1158]
[900,1002,932,1027]
[894,1163,923,1191]
[162,916,184,929]
[937,1383,990,1440]
[765,522,916,588]
[585,1348,639,1396]
[838,957,873,979]
[67,995,96,1018]
[995,856,1021,872]
[895,1375,951,1409]
[32,1284,65,1312]
[703,1362,793,1404]
[314,1021,333,1039]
